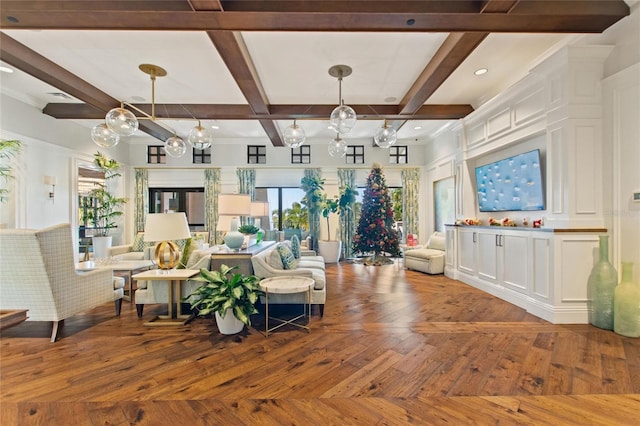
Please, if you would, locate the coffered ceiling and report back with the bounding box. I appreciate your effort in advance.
[0,1,631,146]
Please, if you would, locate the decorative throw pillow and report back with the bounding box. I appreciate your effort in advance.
[131,232,146,252]
[177,238,193,269]
[290,234,301,259]
[268,249,284,269]
[174,238,188,251]
[277,243,298,270]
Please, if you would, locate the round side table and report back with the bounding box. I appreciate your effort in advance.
[259,276,314,337]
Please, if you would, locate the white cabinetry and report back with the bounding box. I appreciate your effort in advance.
[446,226,603,324]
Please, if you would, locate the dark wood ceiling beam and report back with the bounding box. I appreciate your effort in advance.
[0,8,628,33]
[206,30,283,145]
[0,33,173,142]
[0,1,195,11]
[187,1,223,11]
[218,1,482,13]
[387,0,516,132]
[43,103,474,121]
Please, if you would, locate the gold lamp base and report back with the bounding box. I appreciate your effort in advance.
[154,240,180,270]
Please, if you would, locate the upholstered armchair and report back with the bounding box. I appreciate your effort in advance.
[0,224,124,342]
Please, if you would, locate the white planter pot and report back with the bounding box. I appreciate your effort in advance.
[215,309,245,334]
[92,236,112,259]
[318,240,342,263]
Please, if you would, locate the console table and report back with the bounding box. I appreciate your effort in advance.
[210,240,276,276]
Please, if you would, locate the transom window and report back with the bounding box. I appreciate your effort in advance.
[192,147,211,164]
[291,145,311,164]
[346,145,364,164]
[147,145,166,164]
[390,146,408,164]
[248,145,266,164]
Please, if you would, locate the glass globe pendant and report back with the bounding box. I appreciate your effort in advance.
[283,120,306,148]
[91,123,120,148]
[164,135,187,158]
[328,133,347,158]
[188,121,213,150]
[329,105,357,134]
[374,120,398,148]
[105,106,138,136]
[328,65,357,134]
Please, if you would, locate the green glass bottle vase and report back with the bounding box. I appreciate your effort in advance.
[614,262,640,338]
[587,235,618,330]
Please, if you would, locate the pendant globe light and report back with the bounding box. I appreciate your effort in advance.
[328,65,357,134]
[374,120,398,148]
[283,119,306,148]
[188,120,213,150]
[165,135,187,158]
[328,133,347,158]
[91,123,120,148]
[105,105,138,137]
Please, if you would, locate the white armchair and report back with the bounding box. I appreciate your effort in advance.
[0,224,124,342]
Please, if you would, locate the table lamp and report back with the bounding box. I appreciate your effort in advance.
[144,212,191,269]
[250,201,270,243]
[218,193,251,251]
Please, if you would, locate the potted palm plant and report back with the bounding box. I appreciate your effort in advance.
[88,152,126,258]
[318,184,358,263]
[184,264,262,334]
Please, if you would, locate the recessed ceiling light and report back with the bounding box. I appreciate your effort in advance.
[474,68,488,76]
[414,126,422,130]
[384,96,397,103]
[0,66,14,74]
[131,95,145,102]
[211,125,219,130]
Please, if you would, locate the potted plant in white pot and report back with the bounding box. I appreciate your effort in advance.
[318,184,358,263]
[87,152,126,258]
[238,223,260,248]
[184,264,262,335]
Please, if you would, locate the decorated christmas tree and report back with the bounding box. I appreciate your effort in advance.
[353,163,400,261]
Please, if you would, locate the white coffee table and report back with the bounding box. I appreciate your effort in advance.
[132,269,200,326]
[259,276,314,337]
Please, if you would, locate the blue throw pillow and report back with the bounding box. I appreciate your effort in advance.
[290,234,301,259]
[277,244,297,270]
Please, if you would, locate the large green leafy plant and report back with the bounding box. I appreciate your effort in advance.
[321,184,358,241]
[88,152,126,236]
[184,264,262,327]
[0,139,21,203]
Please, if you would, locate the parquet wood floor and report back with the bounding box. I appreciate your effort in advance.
[1,262,639,425]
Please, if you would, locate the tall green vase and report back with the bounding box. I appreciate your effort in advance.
[587,235,618,330]
[614,262,640,338]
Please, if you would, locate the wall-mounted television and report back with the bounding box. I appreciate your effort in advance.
[475,149,545,212]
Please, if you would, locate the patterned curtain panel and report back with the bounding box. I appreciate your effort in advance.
[304,168,322,252]
[237,168,256,227]
[204,168,221,245]
[134,168,148,233]
[401,168,420,240]
[338,168,356,259]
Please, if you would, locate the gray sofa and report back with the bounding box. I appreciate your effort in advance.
[251,242,326,316]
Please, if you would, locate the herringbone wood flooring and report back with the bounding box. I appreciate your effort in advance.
[1,262,639,425]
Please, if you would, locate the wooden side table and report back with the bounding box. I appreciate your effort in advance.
[132,269,199,326]
[259,276,314,337]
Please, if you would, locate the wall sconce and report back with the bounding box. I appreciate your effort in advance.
[44,176,56,201]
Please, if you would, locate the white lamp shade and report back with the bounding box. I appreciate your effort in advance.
[144,213,191,242]
[250,201,270,217]
[217,215,233,232]
[218,193,251,216]
[44,176,57,185]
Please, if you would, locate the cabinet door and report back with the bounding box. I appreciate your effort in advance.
[457,228,476,275]
[477,230,499,282]
[501,233,529,293]
[445,227,456,269]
